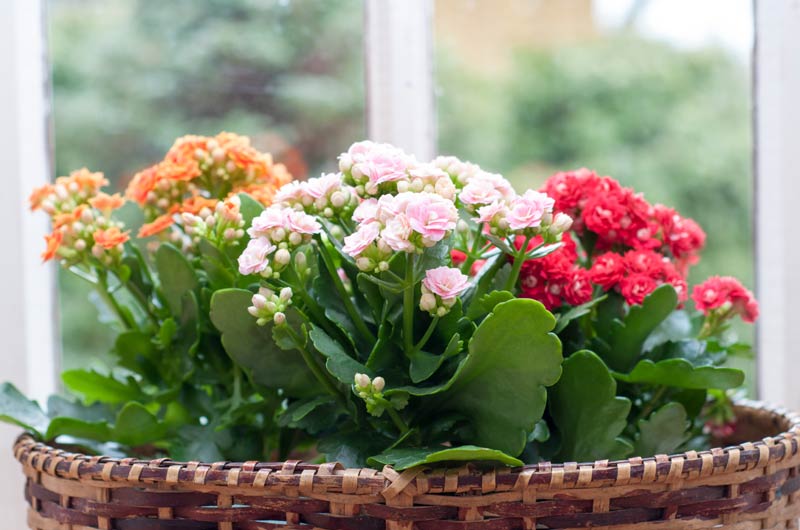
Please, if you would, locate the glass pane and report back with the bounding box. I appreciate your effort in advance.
[48,0,365,369]
[436,0,754,377]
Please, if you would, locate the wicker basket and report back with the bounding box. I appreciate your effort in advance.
[13,400,800,530]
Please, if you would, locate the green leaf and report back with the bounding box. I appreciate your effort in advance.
[408,350,446,384]
[550,350,633,462]
[309,325,370,384]
[438,298,563,456]
[642,310,694,353]
[112,402,167,447]
[0,383,49,437]
[47,395,113,423]
[613,359,744,390]
[198,239,236,289]
[209,288,315,397]
[633,402,691,456]
[368,445,523,470]
[277,397,341,434]
[237,193,265,228]
[554,295,607,333]
[603,285,678,372]
[46,418,112,442]
[62,370,142,405]
[318,431,387,468]
[465,290,514,320]
[155,243,198,316]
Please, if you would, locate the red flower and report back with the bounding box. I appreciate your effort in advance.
[692,276,759,323]
[451,249,467,266]
[540,168,601,216]
[564,269,593,305]
[654,204,706,260]
[589,252,626,290]
[623,249,667,276]
[620,273,658,305]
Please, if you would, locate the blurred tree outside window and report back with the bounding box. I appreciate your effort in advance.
[48,0,365,369]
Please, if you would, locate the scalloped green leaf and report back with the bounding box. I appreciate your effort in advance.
[309,325,370,384]
[112,402,167,447]
[603,284,678,372]
[633,402,691,457]
[550,350,633,462]
[62,370,143,405]
[46,418,112,442]
[155,243,198,316]
[368,445,523,470]
[0,383,49,438]
[613,358,744,390]
[437,298,563,456]
[209,288,315,397]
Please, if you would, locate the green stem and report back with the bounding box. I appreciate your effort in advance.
[96,271,136,330]
[403,253,416,356]
[504,236,532,292]
[636,385,668,422]
[120,275,159,327]
[461,223,485,274]
[288,327,349,411]
[413,317,439,354]
[318,243,376,343]
[385,406,410,435]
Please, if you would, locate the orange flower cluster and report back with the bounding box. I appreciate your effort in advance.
[127,132,291,238]
[29,169,129,264]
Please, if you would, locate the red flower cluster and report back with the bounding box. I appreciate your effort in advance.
[541,169,706,270]
[692,276,759,323]
[589,249,687,305]
[517,234,593,310]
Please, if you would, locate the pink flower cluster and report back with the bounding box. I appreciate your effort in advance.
[342,192,459,272]
[517,234,593,310]
[420,266,470,316]
[238,205,321,277]
[589,249,687,305]
[338,141,456,200]
[542,169,706,272]
[275,172,358,218]
[691,276,759,323]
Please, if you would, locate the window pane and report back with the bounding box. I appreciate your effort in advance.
[436,0,753,283]
[436,0,754,374]
[49,0,365,369]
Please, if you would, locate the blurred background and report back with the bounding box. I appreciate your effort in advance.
[48,0,753,374]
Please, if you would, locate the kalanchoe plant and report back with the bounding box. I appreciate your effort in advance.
[1,137,757,471]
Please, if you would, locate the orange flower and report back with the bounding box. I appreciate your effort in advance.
[41,231,63,262]
[239,184,278,206]
[52,205,87,230]
[138,214,175,238]
[61,168,108,191]
[126,165,159,204]
[158,159,201,182]
[29,184,54,211]
[166,135,208,164]
[89,192,125,212]
[93,226,130,249]
[179,196,218,215]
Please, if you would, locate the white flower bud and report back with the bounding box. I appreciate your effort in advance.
[252,294,267,309]
[247,306,260,317]
[224,228,237,240]
[272,228,286,241]
[91,245,104,258]
[295,251,307,269]
[288,232,302,246]
[339,153,353,172]
[258,287,274,298]
[274,248,291,266]
[81,209,94,223]
[354,373,370,389]
[265,301,278,314]
[205,215,216,227]
[457,219,469,234]
[356,257,373,271]
[226,160,236,172]
[436,306,448,317]
[74,239,87,251]
[378,261,389,272]
[396,181,410,193]
[549,212,573,235]
[419,293,437,312]
[273,312,286,326]
[330,191,347,208]
[323,207,334,218]
[157,198,170,209]
[372,376,385,392]
[279,287,293,302]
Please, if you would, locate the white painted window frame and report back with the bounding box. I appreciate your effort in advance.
[0,0,58,525]
[1,0,796,522]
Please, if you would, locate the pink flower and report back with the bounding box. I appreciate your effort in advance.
[381,215,415,252]
[692,276,759,323]
[404,192,458,242]
[342,222,380,257]
[459,172,513,206]
[476,201,509,224]
[286,210,321,234]
[305,173,343,199]
[423,266,469,300]
[506,190,555,231]
[275,181,308,206]
[353,198,379,223]
[248,206,287,237]
[238,237,275,275]
[348,142,411,184]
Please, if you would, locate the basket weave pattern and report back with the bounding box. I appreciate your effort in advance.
[14,401,800,530]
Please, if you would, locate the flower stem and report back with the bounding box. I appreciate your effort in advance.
[319,241,376,343]
[288,326,349,411]
[636,385,668,423]
[504,236,532,292]
[385,406,410,435]
[403,253,416,356]
[96,271,136,330]
[413,317,439,354]
[461,223,485,274]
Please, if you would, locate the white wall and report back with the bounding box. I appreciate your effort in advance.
[754,0,800,409]
[0,0,58,525]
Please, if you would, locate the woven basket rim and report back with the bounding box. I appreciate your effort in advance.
[13,399,800,496]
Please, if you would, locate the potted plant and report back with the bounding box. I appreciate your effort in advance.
[6,135,798,530]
